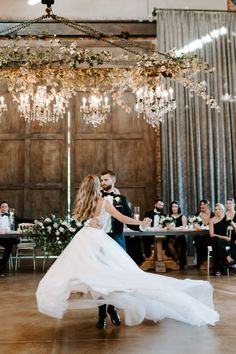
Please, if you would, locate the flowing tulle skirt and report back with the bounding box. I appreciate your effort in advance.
[36,227,219,326]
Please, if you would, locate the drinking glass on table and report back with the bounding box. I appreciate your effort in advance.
[134,206,140,220]
[9,208,15,231]
[188,216,194,229]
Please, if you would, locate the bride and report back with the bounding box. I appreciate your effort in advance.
[36,174,219,327]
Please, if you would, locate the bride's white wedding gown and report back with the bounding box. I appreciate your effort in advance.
[36,203,219,326]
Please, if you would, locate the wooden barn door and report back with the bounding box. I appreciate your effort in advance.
[71,91,157,217]
[0,94,68,219]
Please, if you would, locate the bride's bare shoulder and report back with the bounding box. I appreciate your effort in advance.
[97,197,104,205]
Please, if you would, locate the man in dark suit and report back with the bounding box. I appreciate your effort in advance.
[0,200,33,276]
[144,198,166,258]
[96,170,146,329]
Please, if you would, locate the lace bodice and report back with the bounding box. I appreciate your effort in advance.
[84,200,110,230]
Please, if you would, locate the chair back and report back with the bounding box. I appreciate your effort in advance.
[17,223,35,242]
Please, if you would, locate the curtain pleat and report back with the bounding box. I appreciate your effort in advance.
[156,10,236,213]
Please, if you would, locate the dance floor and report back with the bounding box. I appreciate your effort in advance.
[0,268,236,354]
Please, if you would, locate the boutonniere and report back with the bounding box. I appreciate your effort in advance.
[114,196,121,204]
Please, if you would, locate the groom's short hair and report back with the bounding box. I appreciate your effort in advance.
[100,170,116,179]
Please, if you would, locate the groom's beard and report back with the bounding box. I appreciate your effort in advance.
[101,184,113,192]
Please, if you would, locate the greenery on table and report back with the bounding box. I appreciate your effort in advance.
[24,216,83,256]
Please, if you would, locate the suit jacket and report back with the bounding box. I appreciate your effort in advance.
[144,210,166,227]
[110,194,140,235]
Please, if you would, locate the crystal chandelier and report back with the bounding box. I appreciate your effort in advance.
[80,90,110,127]
[0,96,7,119]
[134,84,177,127]
[13,85,75,125]
[0,0,220,127]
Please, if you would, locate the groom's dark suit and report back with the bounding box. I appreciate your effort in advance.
[98,192,143,325]
[103,192,143,264]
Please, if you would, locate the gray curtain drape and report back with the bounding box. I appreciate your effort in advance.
[156,10,236,214]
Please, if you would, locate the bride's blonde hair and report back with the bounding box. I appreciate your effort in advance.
[73,174,101,222]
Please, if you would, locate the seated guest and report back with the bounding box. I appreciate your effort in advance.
[225,198,236,265]
[0,200,33,276]
[209,203,231,276]
[0,201,18,275]
[163,201,187,270]
[144,198,166,258]
[194,199,214,268]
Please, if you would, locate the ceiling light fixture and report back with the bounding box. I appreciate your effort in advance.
[0,0,220,127]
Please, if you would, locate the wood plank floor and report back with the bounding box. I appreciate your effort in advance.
[0,268,236,354]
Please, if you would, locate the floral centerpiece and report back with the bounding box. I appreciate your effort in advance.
[188,215,202,225]
[161,216,176,230]
[24,216,83,256]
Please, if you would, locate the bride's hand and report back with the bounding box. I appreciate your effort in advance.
[88,217,102,229]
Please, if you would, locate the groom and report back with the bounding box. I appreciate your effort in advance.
[96,170,143,329]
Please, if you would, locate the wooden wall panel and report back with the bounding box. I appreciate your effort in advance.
[30,140,64,184]
[29,189,64,218]
[0,190,25,217]
[112,139,145,184]
[72,90,157,217]
[0,140,24,183]
[0,93,25,133]
[111,93,143,134]
[74,139,108,182]
[119,187,146,217]
[29,120,64,134]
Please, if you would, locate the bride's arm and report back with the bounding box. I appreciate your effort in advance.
[104,200,147,226]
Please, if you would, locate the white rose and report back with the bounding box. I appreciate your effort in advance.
[55,230,60,236]
[61,221,68,226]
[46,226,52,233]
[59,227,65,233]
[53,222,58,228]
[44,218,51,223]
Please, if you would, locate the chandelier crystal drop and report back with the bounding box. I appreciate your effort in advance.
[80,91,111,127]
[13,85,75,125]
[0,1,220,127]
[134,84,177,127]
[0,96,8,119]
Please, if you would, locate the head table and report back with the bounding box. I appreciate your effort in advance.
[124,228,209,272]
[0,229,208,273]
[0,230,21,238]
